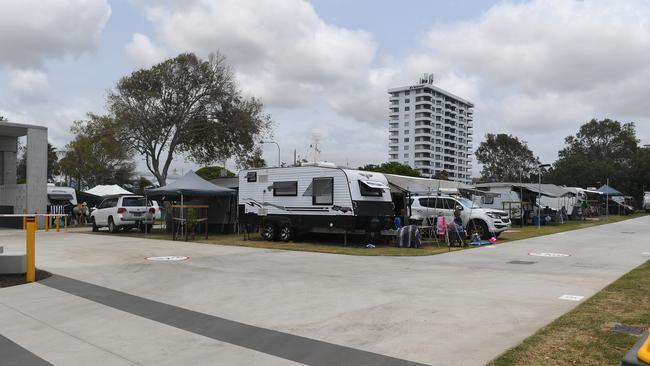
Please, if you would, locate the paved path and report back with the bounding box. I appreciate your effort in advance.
[1,217,649,365]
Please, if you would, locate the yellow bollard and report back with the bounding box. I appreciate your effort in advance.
[22,208,26,230]
[56,215,60,232]
[25,216,36,282]
[64,216,68,233]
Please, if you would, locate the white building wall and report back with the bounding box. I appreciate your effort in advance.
[388,78,473,184]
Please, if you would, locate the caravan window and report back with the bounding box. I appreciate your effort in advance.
[359,181,383,197]
[272,181,297,196]
[312,177,334,205]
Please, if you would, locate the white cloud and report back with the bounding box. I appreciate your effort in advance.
[0,0,111,68]
[143,0,376,107]
[126,33,167,68]
[8,69,50,104]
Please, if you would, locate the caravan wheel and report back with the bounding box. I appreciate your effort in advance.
[279,223,293,242]
[261,222,277,241]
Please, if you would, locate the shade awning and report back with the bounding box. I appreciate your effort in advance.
[384,173,474,195]
[360,180,390,189]
[475,182,573,198]
[84,185,133,197]
[146,171,236,197]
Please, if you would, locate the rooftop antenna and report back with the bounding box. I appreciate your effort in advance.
[309,132,322,163]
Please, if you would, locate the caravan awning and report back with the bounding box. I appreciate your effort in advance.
[383,173,474,195]
[48,193,73,201]
[475,183,574,198]
[360,180,390,189]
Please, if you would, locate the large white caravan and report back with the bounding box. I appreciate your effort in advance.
[238,165,395,241]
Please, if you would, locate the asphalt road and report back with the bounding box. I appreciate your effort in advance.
[1,216,649,365]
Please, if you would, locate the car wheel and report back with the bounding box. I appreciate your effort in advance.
[91,218,98,232]
[279,223,293,242]
[468,220,489,240]
[108,218,118,233]
[260,222,277,241]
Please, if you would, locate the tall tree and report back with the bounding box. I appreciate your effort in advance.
[358,162,421,177]
[108,52,272,186]
[547,119,638,192]
[58,114,135,190]
[475,133,539,182]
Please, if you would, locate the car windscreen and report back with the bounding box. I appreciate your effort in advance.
[456,197,480,209]
[121,197,149,207]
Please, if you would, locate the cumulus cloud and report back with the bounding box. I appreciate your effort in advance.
[8,69,50,104]
[0,0,111,68]
[143,0,376,107]
[126,33,167,68]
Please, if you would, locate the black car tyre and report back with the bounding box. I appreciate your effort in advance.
[108,217,119,233]
[91,217,99,232]
[468,220,489,240]
[260,222,277,241]
[279,223,293,242]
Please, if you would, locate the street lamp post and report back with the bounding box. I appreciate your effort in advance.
[260,141,281,167]
[537,163,551,229]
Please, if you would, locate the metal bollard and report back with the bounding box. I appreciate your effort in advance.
[56,215,60,232]
[64,216,68,233]
[25,216,36,282]
[22,208,26,230]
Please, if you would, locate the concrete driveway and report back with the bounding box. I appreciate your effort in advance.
[1,216,649,365]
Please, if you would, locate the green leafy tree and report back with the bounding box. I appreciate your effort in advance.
[108,52,272,186]
[196,166,235,181]
[432,170,449,180]
[475,133,540,182]
[547,119,638,194]
[59,114,135,190]
[134,176,154,194]
[358,162,421,177]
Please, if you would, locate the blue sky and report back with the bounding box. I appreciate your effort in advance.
[2,0,650,178]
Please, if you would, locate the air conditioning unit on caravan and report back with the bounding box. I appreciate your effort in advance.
[238,165,395,242]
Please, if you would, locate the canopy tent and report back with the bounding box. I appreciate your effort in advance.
[84,184,133,197]
[597,184,623,197]
[384,173,474,195]
[145,171,236,198]
[475,182,574,198]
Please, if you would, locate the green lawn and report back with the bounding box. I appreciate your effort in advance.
[490,260,650,366]
[88,213,647,256]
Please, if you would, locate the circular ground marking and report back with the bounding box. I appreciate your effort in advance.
[145,256,189,261]
[528,252,570,257]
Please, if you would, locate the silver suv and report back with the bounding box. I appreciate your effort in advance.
[90,195,156,233]
[410,195,511,239]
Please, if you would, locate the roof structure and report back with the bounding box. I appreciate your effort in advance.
[146,171,236,197]
[597,184,623,196]
[84,184,133,197]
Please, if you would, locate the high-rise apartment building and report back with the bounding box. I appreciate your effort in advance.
[388,74,473,183]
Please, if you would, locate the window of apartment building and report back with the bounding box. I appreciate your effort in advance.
[404,114,409,119]
[404,91,410,96]
[403,153,409,158]
[403,138,409,142]
[404,122,409,127]
[404,106,410,111]
[404,146,409,150]
[404,130,409,134]
[405,98,410,103]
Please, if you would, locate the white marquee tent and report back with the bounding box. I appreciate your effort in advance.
[84,184,133,197]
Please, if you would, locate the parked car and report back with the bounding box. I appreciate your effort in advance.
[644,192,650,213]
[410,195,511,239]
[90,195,155,233]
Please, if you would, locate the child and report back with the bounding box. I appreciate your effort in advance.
[436,212,447,242]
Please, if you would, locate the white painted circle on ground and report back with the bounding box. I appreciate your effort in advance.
[145,256,189,261]
[558,294,584,301]
[529,252,571,257]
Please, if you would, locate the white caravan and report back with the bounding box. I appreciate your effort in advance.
[47,185,77,206]
[238,164,394,241]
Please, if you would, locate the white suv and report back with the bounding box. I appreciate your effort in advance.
[410,195,511,239]
[90,195,156,233]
